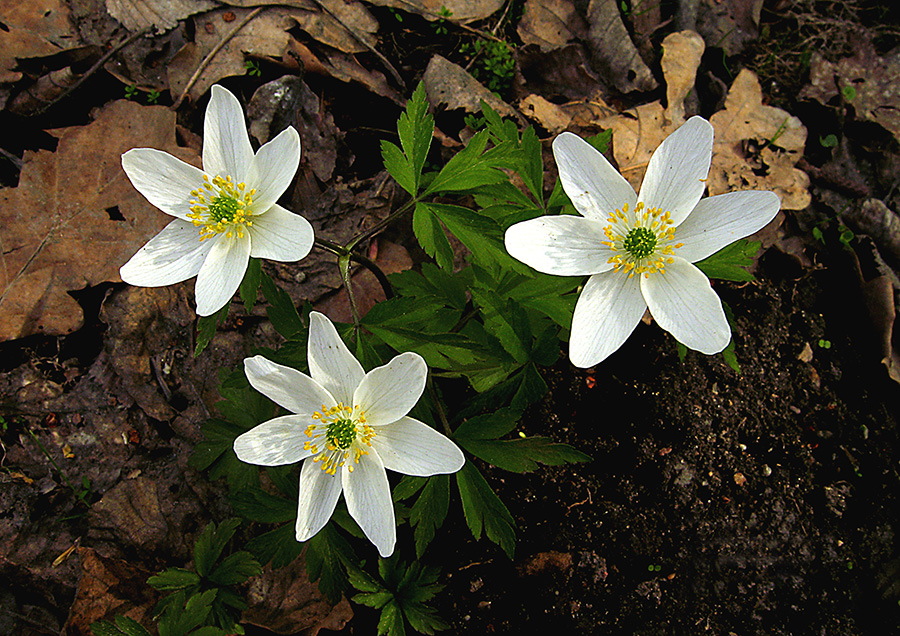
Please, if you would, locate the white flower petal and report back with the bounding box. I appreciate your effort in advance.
[353,352,427,427]
[249,204,314,262]
[295,458,343,542]
[120,219,210,286]
[244,355,336,416]
[638,116,713,226]
[233,415,312,466]
[371,416,465,476]
[641,257,730,354]
[343,452,395,557]
[194,232,250,316]
[307,312,365,407]
[504,215,615,275]
[247,127,301,212]
[569,271,647,368]
[122,148,203,220]
[675,191,782,263]
[553,132,637,221]
[203,85,254,181]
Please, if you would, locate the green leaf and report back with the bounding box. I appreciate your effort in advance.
[403,603,449,634]
[194,301,230,356]
[389,264,467,311]
[245,523,304,568]
[721,338,740,373]
[457,436,591,473]
[148,568,201,591]
[259,270,305,338]
[229,487,296,523]
[398,82,433,191]
[90,616,153,636]
[453,408,520,440]
[424,130,509,195]
[586,129,612,154]
[208,551,262,586]
[412,203,454,271]
[410,475,450,558]
[193,519,240,578]
[455,462,516,557]
[393,475,428,501]
[306,524,355,603]
[239,257,262,313]
[377,601,406,636]
[382,141,416,195]
[425,202,528,272]
[694,239,760,282]
[471,290,531,364]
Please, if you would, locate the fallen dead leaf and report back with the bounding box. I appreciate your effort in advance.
[660,30,705,125]
[709,69,810,210]
[518,93,572,134]
[585,0,656,94]
[517,0,587,53]
[695,0,764,56]
[362,0,503,22]
[0,0,81,83]
[601,101,671,191]
[105,0,215,33]
[0,100,199,342]
[422,55,516,118]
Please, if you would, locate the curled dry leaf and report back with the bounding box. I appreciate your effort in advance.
[0,100,198,342]
[105,0,215,33]
[517,0,587,53]
[709,69,810,210]
[519,93,573,135]
[660,30,705,124]
[423,54,516,117]
[585,0,656,93]
[0,0,80,83]
[362,0,503,23]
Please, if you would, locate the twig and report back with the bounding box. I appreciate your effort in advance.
[34,27,151,116]
[346,198,416,251]
[309,0,406,91]
[314,237,394,299]
[171,6,266,110]
[426,376,454,437]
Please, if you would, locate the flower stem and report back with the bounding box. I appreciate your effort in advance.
[426,376,454,437]
[345,198,417,252]
[313,237,394,300]
[338,253,361,329]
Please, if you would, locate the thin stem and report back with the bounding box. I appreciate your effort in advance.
[338,253,361,329]
[26,428,77,494]
[314,238,393,300]
[345,198,416,252]
[427,376,453,437]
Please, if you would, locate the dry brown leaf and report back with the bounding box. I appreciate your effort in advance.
[519,94,572,134]
[660,30,705,124]
[695,0,764,56]
[422,54,516,117]
[601,101,671,191]
[0,0,80,83]
[0,100,198,342]
[586,0,656,93]
[517,0,587,53]
[802,47,900,144]
[105,0,215,33]
[362,0,503,22]
[61,548,157,636]
[709,69,810,210]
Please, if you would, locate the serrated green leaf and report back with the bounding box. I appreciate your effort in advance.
[586,129,612,154]
[193,519,240,578]
[382,141,416,195]
[453,409,520,440]
[194,301,230,356]
[424,130,509,195]
[306,524,354,603]
[393,475,428,501]
[378,601,407,636]
[245,523,304,568]
[694,239,760,282]
[425,202,529,273]
[89,616,152,636]
[229,487,296,523]
[471,290,531,364]
[457,436,591,473]
[456,462,516,557]
[148,568,201,591]
[412,203,454,271]
[259,270,305,338]
[403,603,449,635]
[410,474,450,558]
[389,264,467,311]
[239,257,262,313]
[208,551,261,586]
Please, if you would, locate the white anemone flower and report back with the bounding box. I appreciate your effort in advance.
[119,85,314,316]
[505,116,781,368]
[233,311,465,557]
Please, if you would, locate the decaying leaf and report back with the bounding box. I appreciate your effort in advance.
[517,0,587,53]
[709,69,810,210]
[660,30,705,124]
[801,47,900,145]
[105,0,215,33]
[519,93,572,134]
[0,100,198,342]
[585,0,656,93]
[695,0,764,56]
[0,0,80,83]
[167,3,378,104]
[362,0,503,22]
[423,54,516,117]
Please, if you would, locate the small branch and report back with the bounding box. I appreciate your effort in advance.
[338,253,361,328]
[315,237,394,302]
[427,376,453,437]
[346,198,416,251]
[172,6,266,110]
[34,27,151,116]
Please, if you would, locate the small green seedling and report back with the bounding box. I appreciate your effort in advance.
[819,134,838,148]
[842,85,857,101]
[147,89,161,104]
[818,339,832,349]
[244,60,262,77]
[124,84,139,100]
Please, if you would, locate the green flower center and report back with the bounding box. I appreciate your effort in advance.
[187,174,255,241]
[306,403,376,475]
[622,227,658,259]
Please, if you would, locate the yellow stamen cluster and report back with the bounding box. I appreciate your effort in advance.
[601,202,684,278]
[187,174,255,241]
[305,403,376,475]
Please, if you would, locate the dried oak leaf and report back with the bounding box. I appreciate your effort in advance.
[709,69,810,210]
[104,0,215,33]
[801,46,900,144]
[0,100,198,342]
[517,0,587,53]
[585,0,656,93]
[361,0,503,23]
[660,30,705,125]
[423,55,516,118]
[0,0,80,83]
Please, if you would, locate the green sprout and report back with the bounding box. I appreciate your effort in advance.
[459,39,515,94]
[146,89,161,104]
[434,5,452,35]
[124,84,139,100]
[244,59,262,77]
[818,339,832,349]
[842,85,857,101]
[819,134,838,148]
